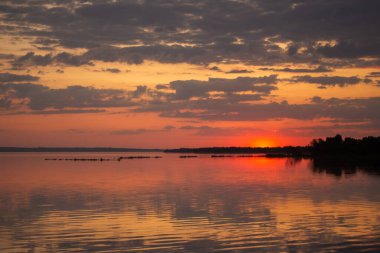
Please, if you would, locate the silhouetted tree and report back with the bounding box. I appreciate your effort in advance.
[311,134,380,156]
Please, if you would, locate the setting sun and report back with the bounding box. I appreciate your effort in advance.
[251,137,278,147]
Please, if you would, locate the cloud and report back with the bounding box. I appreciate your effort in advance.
[0,72,39,83]
[291,75,372,88]
[180,125,263,136]
[155,84,169,90]
[163,125,176,131]
[279,121,380,138]
[0,83,47,98]
[0,98,11,108]
[207,66,222,72]
[1,1,379,67]
[112,124,265,136]
[102,68,121,73]
[366,72,380,78]
[131,85,148,98]
[82,45,213,65]
[259,66,332,73]
[225,69,254,74]
[111,125,175,135]
[137,93,380,124]
[0,53,15,60]
[316,41,380,59]
[27,85,133,110]
[111,128,149,135]
[168,75,278,100]
[25,109,106,115]
[0,83,138,111]
[1,76,379,128]
[12,52,92,69]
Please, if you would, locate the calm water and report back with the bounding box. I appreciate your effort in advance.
[0,153,379,253]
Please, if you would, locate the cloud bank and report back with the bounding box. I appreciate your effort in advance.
[0,0,379,68]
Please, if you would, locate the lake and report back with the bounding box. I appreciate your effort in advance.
[0,153,379,252]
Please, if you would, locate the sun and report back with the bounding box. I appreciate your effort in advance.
[251,137,278,148]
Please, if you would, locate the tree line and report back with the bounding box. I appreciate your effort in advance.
[311,135,380,156]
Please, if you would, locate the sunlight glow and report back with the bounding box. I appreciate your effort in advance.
[251,137,278,147]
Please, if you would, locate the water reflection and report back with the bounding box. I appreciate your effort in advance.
[0,153,379,252]
[311,157,380,177]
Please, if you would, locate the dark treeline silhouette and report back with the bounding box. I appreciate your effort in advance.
[164,146,310,156]
[0,147,162,152]
[165,135,380,158]
[308,135,380,177]
[311,134,380,156]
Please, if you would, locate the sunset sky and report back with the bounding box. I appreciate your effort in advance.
[0,0,379,148]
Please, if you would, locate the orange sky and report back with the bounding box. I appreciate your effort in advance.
[0,1,379,147]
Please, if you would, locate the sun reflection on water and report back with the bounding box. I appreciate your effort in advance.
[0,153,379,252]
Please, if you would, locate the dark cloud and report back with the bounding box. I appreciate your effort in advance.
[316,41,380,59]
[24,109,107,115]
[82,45,212,65]
[180,125,263,136]
[113,124,263,136]
[155,84,169,90]
[280,118,380,137]
[291,75,372,88]
[287,44,299,56]
[207,66,222,72]
[260,66,332,73]
[168,75,278,100]
[102,68,121,73]
[111,125,175,135]
[0,98,11,108]
[225,69,254,74]
[0,83,138,111]
[131,85,148,98]
[26,85,132,110]
[12,52,92,69]
[0,75,379,129]
[111,128,149,135]
[12,52,53,67]
[163,125,176,131]
[0,72,39,83]
[1,1,379,67]
[136,93,380,125]
[366,72,380,78]
[0,53,14,59]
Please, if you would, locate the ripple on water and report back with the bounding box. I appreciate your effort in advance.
[0,154,380,252]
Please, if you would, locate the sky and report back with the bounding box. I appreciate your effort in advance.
[0,0,379,148]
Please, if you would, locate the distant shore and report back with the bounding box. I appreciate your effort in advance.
[164,146,312,157]
[0,147,162,152]
[2,135,380,160]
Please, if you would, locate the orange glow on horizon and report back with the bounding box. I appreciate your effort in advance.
[251,137,279,147]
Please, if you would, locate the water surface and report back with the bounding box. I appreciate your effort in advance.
[0,153,379,252]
